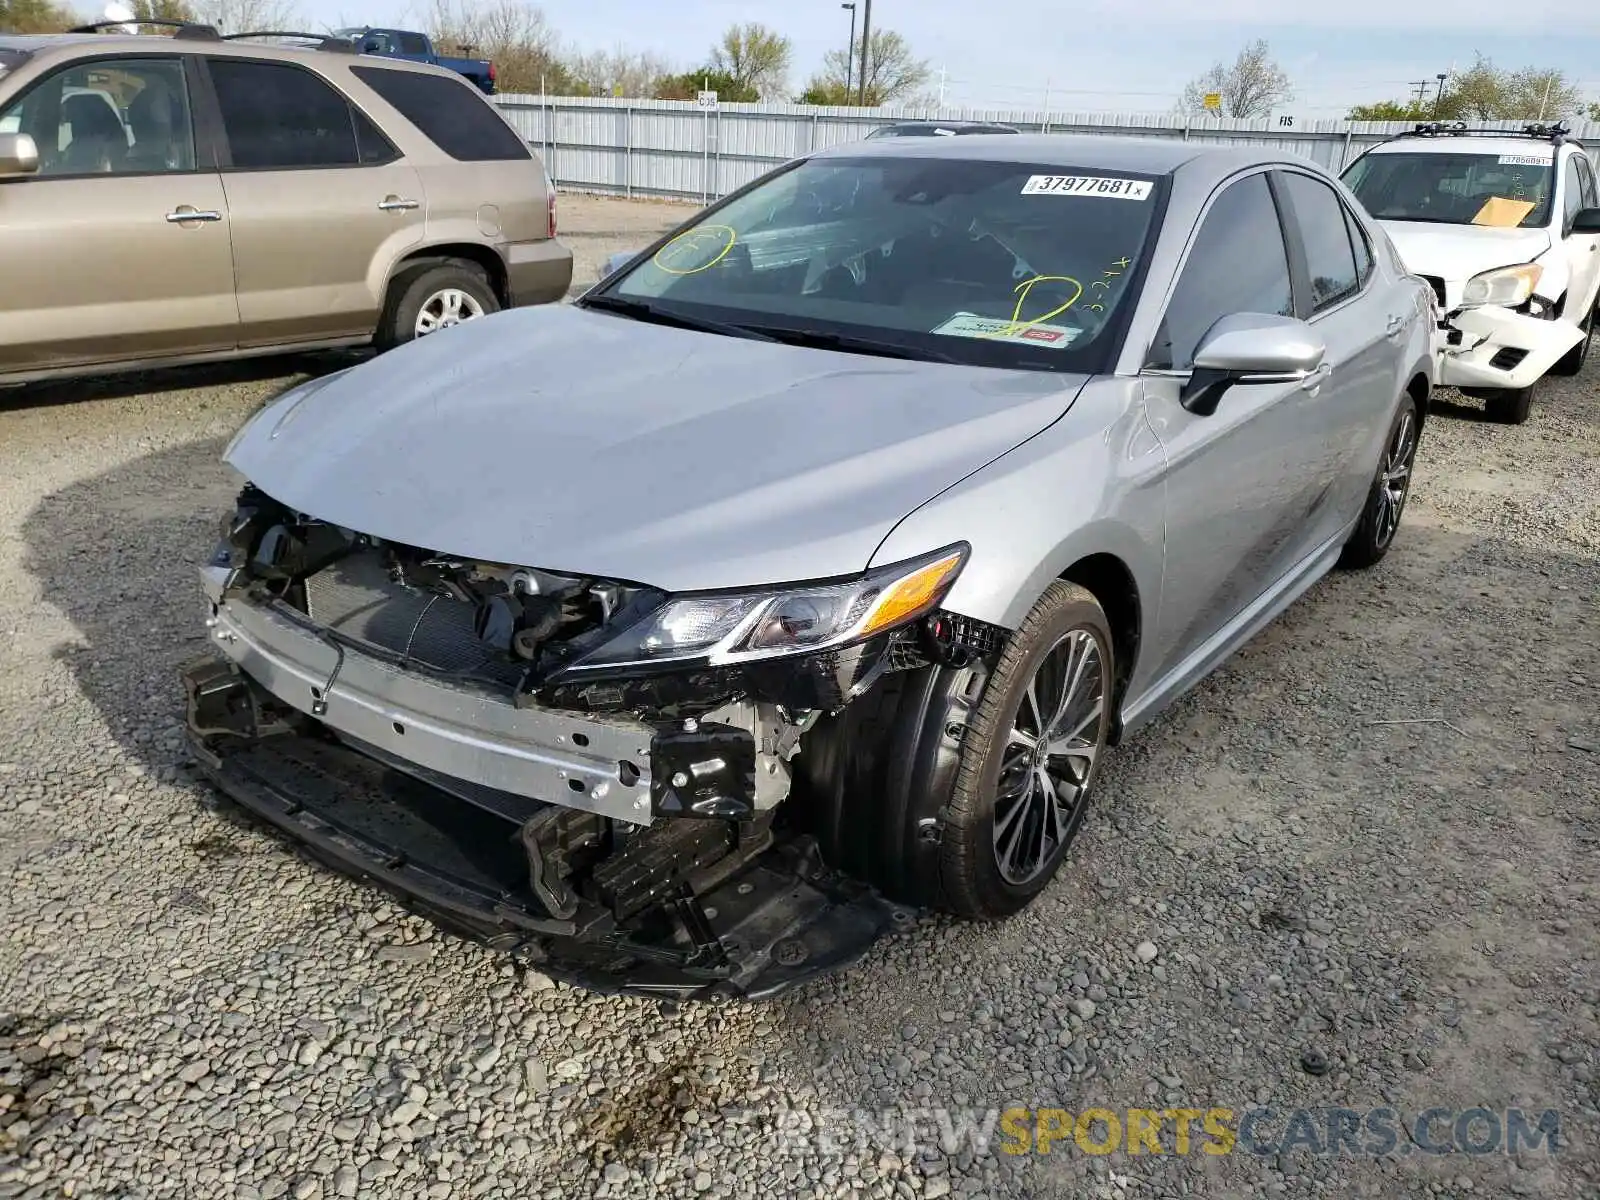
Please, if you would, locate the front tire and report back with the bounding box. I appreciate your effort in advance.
[1550,305,1593,377]
[1339,394,1420,570]
[1483,380,1536,424]
[793,583,1115,920]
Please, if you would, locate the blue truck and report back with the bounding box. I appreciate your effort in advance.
[335,27,497,94]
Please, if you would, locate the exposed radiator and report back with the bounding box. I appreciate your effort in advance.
[304,552,524,686]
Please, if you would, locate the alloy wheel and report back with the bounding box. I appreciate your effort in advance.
[414,289,486,337]
[1373,407,1417,549]
[992,628,1108,886]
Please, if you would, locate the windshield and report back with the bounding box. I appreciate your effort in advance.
[1342,150,1554,228]
[592,155,1165,371]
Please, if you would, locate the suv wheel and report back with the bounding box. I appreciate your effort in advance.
[1550,306,1593,377]
[378,261,500,351]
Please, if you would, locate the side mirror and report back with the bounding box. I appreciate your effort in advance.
[0,132,39,180]
[1180,313,1326,416]
[600,250,638,282]
[1572,207,1600,235]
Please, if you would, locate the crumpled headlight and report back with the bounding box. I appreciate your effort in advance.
[569,544,969,671]
[1459,263,1542,309]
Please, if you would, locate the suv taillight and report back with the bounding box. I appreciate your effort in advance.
[488,62,497,82]
[547,183,557,239]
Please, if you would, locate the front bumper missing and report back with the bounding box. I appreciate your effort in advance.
[1437,304,1584,390]
[181,656,905,1000]
[201,567,659,825]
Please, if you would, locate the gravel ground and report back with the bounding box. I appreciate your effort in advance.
[2,193,1598,1200]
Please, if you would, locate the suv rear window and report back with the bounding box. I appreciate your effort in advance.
[351,65,528,162]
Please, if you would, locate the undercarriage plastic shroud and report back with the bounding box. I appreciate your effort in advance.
[181,659,907,1001]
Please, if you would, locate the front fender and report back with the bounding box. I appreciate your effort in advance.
[870,388,1165,635]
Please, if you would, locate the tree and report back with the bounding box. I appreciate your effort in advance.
[1350,57,1586,123]
[0,0,76,33]
[1180,39,1292,118]
[133,0,199,25]
[564,46,673,98]
[654,67,757,103]
[188,0,300,33]
[1347,100,1433,122]
[1588,100,1600,122]
[709,21,790,100]
[427,0,568,94]
[798,28,929,106]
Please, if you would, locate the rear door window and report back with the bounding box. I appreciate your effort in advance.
[1280,172,1362,312]
[209,59,368,170]
[351,65,528,161]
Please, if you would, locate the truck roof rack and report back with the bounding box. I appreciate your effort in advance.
[1396,119,1573,145]
[221,30,356,53]
[67,18,221,38]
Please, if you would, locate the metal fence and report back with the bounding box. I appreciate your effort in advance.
[491,95,1600,203]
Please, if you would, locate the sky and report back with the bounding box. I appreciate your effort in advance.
[301,0,1600,115]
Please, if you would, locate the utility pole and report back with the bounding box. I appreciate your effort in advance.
[1409,80,1430,107]
[1434,72,1448,115]
[841,3,856,97]
[856,0,872,107]
[1538,74,1554,119]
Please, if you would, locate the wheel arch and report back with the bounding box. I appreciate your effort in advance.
[1056,553,1142,741]
[1405,369,1431,429]
[387,243,511,307]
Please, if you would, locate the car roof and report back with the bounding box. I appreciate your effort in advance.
[0,30,468,80]
[875,120,1018,133]
[814,132,1312,181]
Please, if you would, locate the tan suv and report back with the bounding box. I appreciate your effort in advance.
[0,23,572,385]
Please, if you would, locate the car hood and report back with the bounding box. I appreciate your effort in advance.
[1377,220,1551,285]
[226,304,1084,592]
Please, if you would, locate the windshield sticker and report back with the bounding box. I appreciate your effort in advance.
[651,224,738,275]
[933,312,1081,348]
[1022,175,1153,200]
[1472,196,1537,227]
[1498,154,1550,166]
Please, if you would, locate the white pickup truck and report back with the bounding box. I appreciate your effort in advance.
[1342,121,1600,424]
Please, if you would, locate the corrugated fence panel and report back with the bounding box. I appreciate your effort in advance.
[491,95,1600,203]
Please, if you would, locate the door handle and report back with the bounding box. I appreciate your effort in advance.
[1385,313,1405,338]
[1299,362,1333,393]
[378,197,420,212]
[165,207,222,224]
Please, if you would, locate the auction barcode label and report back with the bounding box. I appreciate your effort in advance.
[1022,175,1153,200]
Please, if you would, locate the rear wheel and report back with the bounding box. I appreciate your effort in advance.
[792,583,1115,919]
[377,260,500,352]
[1550,306,1593,377]
[1483,380,1536,425]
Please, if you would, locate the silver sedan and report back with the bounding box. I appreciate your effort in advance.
[184,134,1435,999]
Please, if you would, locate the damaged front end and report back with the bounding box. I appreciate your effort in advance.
[181,484,992,999]
[1430,265,1584,391]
